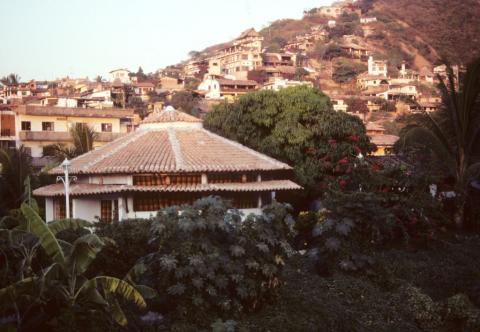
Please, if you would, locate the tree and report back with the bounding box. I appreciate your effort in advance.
[346,98,369,120]
[136,66,148,82]
[332,60,367,84]
[204,86,374,200]
[0,204,149,330]
[95,75,103,83]
[43,123,98,161]
[170,91,200,116]
[126,96,148,119]
[0,73,21,85]
[295,67,309,81]
[0,146,34,215]
[397,58,480,228]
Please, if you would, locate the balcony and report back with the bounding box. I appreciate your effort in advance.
[19,131,125,142]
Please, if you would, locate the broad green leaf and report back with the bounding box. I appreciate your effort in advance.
[78,276,146,309]
[48,219,93,235]
[20,203,65,264]
[0,277,35,303]
[69,234,106,275]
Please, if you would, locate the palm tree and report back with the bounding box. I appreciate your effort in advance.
[95,75,103,83]
[398,57,480,228]
[0,204,150,330]
[0,146,34,214]
[43,123,98,161]
[0,73,21,85]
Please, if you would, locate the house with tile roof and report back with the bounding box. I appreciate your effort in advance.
[33,106,301,222]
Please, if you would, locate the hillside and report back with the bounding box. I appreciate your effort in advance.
[258,0,480,68]
[369,0,480,65]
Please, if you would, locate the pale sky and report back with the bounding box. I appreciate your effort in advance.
[0,0,332,81]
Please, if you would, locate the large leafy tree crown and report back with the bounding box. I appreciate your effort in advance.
[204,86,374,196]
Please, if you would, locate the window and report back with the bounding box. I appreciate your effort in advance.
[54,198,66,220]
[101,200,118,223]
[42,122,54,131]
[101,123,112,132]
[21,121,31,131]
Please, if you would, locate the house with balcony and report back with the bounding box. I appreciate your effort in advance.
[33,107,301,222]
[208,28,264,80]
[0,105,17,150]
[198,76,258,101]
[14,105,134,159]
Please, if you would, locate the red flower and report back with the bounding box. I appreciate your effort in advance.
[328,139,337,145]
[339,179,347,187]
[337,157,348,165]
[348,135,360,142]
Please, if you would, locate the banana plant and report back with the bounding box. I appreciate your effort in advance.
[0,204,148,330]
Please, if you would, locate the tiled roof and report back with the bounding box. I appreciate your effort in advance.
[48,110,292,175]
[371,134,399,146]
[17,105,134,118]
[141,107,202,124]
[217,79,258,86]
[33,180,301,197]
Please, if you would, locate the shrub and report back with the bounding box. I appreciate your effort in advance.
[140,196,295,324]
[307,163,444,274]
[90,219,152,278]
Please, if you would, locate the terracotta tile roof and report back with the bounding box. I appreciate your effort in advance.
[48,113,292,175]
[141,107,202,124]
[217,79,258,86]
[17,105,134,118]
[366,122,385,131]
[371,134,399,147]
[33,180,301,197]
[133,82,155,88]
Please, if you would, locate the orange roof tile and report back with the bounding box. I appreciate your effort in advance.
[141,107,202,124]
[48,109,292,175]
[33,180,301,197]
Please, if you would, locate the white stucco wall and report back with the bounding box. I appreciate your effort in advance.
[45,198,54,222]
[73,199,101,222]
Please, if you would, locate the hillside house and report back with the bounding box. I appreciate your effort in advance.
[14,105,134,158]
[368,56,388,77]
[357,73,390,89]
[160,77,184,92]
[262,53,296,67]
[109,68,131,84]
[184,59,209,78]
[208,28,263,80]
[33,107,301,222]
[418,67,435,84]
[340,43,369,59]
[360,17,377,24]
[0,105,17,150]
[133,82,155,101]
[366,122,399,156]
[376,84,418,101]
[262,78,313,91]
[198,76,257,101]
[332,98,348,112]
